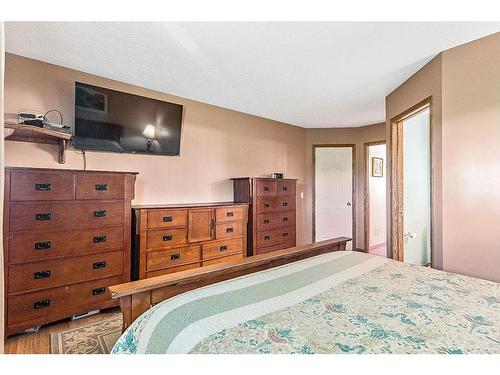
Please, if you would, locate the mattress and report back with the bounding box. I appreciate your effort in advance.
[112,251,499,354]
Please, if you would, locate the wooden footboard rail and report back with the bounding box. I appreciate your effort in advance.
[109,237,350,332]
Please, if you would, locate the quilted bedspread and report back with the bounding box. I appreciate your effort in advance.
[112,251,499,354]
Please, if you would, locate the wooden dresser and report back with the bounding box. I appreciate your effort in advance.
[132,203,249,279]
[3,167,137,336]
[232,177,297,256]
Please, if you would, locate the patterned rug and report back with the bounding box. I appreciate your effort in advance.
[50,315,122,354]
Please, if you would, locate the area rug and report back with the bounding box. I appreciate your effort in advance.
[50,315,122,354]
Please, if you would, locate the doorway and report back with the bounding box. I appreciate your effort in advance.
[364,141,387,256]
[313,145,355,250]
[390,98,432,266]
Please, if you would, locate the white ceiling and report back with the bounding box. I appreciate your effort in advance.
[5,22,500,128]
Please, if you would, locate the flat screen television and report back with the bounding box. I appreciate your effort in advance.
[74,82,183,155]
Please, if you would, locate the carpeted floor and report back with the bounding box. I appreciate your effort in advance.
[50,315,123,354]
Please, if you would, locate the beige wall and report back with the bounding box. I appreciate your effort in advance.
[3,53,308,245]
[385,54,443,269]
[304,123,386,248]
[441,33,500,282]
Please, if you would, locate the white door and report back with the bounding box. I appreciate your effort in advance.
[314,147,353,249]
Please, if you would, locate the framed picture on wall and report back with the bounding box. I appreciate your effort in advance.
[372,157,383,177]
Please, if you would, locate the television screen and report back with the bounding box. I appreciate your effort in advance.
[74,82,183,155]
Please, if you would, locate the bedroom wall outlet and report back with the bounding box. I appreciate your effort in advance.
[300,192,304,199]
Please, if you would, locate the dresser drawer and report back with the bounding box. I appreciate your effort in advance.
[8,226,124,263]
[215,221,243,240]
[9,201,124,232]
[215,206,245,223]
[255,179,277,196]
[256,211,296,230]
[8,250,124,294]
[7,275,123,328]
[202,253,243,266]
[146,228,187,249]
[202,238,243,260]
[276,196,295,211]
[277,180,296,196]
[75,174,126,200]
[146,263,201,278]
[147,209,187,229]
[256,226,295,247]
[10,171,74,202]
[256,240,296,255]
[256,197,278,212]
[146,245,201,271]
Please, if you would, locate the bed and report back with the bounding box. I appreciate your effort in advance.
[109,238,499,354]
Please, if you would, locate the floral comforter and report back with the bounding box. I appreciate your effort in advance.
[112,251,499,354]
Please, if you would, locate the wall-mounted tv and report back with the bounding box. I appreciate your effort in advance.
[74,82,183,155]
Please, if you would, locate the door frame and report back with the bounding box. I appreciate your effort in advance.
[363,140,386,253]
[312,144,356,249]
[389,96,434,263]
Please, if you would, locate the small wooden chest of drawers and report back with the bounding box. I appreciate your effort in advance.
[3,167,137,336]
[232,177,297,256]
[132,203,249,279]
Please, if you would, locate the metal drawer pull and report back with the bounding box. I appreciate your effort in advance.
[34,299,50,309]
[220,245,228,251]
[283,217,288,222]
[263,186,269,191]
[282,186,288,191]
[94,210,107,218]
[282,202,288,207]
[35,183,52,191]
[93,261,107,270]
[171,253,181,260]
[283,232,289,237]
[35,241,52,250]
[35,212,52,221]
[226,227,234,233]
[226,212,234,217]
[264,235,270,240]
[34,270,51,279]
[264,203,270,208]
[163,216,173,222]
[264,219,270,224]
[92,287,106,296]
[163,235,173,241]
[95,184,108,191]
[93,235,107,243]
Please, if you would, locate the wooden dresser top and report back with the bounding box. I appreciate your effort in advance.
[5,166,139,175]
[133,202,249,210]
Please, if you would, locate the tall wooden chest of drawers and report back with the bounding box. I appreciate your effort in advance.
[3,167,137,336]
[232,177,297,256]
[132,203,249,280]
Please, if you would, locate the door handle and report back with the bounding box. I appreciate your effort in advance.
[404,232,417,240]
[346,202,351,206]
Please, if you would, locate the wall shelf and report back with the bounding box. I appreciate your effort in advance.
[4,122,72,164]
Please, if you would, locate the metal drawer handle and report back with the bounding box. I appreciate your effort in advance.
[163,216,173,222]
[35,241,52,250]
[35,183,52,191]
[264,219,270,224]
[264,203,270,208]
[170,253,181,261]
[220,245,228,252]
[282,202,288,207]
[95,184,108,191]
[94,210,107,218]
[263,186,269,191]
[226,227,234,233]
[283,232,289,237]
[93,261,107,270]
[93,235,107,243]
[163,235,173,241]
[282,186,288,191]
[35,212,52,221]
[283,217,288,222]
[226,212,234,217]
[34,299,50,309]
[34,270,51,279]
[92,287,106,296]
[264,235,270,240]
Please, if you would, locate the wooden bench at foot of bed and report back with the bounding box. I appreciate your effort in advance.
[109,237,351,332]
